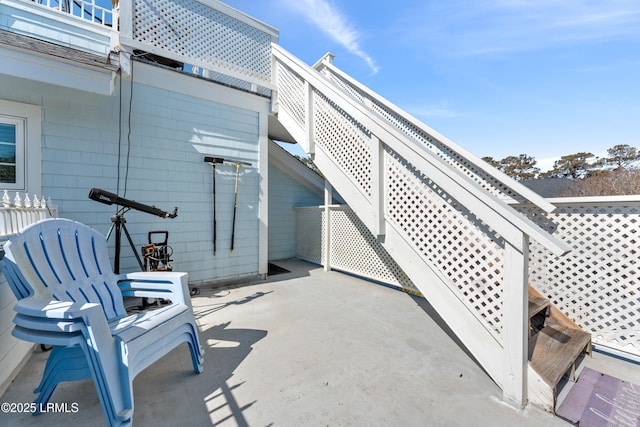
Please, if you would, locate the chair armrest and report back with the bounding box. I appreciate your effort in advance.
[118,272,190,306]
[14,298,103,319]
[13,298,113,344]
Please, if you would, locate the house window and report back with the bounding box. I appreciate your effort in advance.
[0,117,23,187]
[0,100,41,195]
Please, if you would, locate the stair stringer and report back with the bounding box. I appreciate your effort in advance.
[281,109,506,389]
[382,219,505,388]
[528,365,554,412]
[271,43,571,407]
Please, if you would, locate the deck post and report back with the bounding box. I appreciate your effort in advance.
[370,135,385,238]
[305,81,315,155]
[258,111,269,278]
[502,232,529,408]
[323,179,332,272]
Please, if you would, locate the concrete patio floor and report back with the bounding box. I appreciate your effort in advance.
[1,259,638,426]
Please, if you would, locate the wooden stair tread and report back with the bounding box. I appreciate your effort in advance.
[528,286,550,319]
[528,294,549,319]
[528,324,591,388]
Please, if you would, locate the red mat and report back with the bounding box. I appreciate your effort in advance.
[556,367,640,426]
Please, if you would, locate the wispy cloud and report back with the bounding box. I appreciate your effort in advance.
[405,104,462,119]
[282,0,379,73]
[394,0,640,56]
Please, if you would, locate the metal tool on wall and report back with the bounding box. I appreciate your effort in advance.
[204,156,251,255]
[204,157,223,255]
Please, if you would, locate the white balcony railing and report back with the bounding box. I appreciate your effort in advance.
[25,0,114,27]
[5,0,276,95]
[0,191,57,240]
[118,0,278,94]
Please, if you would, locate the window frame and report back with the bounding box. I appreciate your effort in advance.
[0,100,41,196]
[0,116,25,190]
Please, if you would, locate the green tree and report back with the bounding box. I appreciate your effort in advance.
[499,154,540,181]
[483,154,539,180]
[603,144,640,170]
[545,152,596,179]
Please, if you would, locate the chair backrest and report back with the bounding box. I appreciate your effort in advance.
[3,218,127,320]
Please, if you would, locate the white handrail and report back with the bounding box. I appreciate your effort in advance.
[272,43,570,257]
[313,56,556,214]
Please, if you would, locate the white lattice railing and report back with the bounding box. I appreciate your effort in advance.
[272,43,570,406]
[295,205,419,296]
[118,0,278,94]
[22,0,115,27]
[0,191,57,240]
[515,196,640,360]
[298,199,640,362]
[312,55,555,212]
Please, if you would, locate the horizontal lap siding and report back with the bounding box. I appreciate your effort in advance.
[0,70,264,284]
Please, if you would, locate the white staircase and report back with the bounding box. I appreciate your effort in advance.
[270,44,572,408]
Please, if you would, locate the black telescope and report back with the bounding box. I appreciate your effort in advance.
[88,188,177,273]
[88,188,177,218]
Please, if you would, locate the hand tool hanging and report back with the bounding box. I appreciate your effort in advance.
[204,157,224,255]
[231,162,242,252]
[204,156,251,255]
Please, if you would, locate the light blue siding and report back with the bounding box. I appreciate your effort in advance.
[268,161,324,260]
[0,69,265,284]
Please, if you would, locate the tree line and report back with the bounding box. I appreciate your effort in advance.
[292,143,640,197]
[482,144,640,196]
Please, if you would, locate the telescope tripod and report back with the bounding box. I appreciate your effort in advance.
[106,211,144,274]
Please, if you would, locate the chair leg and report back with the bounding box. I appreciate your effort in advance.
[35,346,90,395]
[34,355,91,414]
[187,322,205,373]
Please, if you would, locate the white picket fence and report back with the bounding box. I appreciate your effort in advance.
[0,191,57,239]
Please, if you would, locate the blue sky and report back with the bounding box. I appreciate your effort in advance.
[220,0,640,171]
[96,0,640,171]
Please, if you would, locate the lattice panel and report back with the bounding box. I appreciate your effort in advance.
[329,207,419,294]
[313,91,372,197]
[134,0,272,84]
[318,66,367,104]
[517,202,640,357]
[385,148,505,339]
[318,64,521,203]
[295,207,325,265]
[275,62,306,129]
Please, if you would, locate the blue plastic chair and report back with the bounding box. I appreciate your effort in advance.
[3,218,204,426]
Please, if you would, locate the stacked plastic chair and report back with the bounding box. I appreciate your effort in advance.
[3,218,204,426]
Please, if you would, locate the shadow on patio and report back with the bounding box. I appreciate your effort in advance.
[0,259,598,426]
